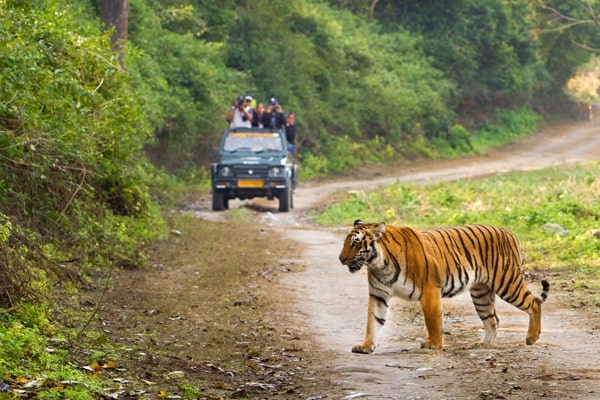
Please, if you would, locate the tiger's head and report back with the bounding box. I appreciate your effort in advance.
[339,220,386,273]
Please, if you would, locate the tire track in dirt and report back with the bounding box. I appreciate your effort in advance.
[276,120,600,399]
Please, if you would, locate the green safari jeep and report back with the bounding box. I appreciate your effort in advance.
[210,127,298,212]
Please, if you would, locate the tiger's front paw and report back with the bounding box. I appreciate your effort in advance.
[420,339,443,350]
[525,333,540,345]
[351,343,374,354]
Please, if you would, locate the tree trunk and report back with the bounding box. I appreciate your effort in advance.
[100,0,128,70]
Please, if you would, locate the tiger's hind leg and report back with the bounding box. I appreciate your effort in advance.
[522,280,550,345]
[497,279,550,345]
[469,283,499,344]
[525,298,542,345]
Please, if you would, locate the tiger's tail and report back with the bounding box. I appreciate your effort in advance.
[539,279,550,303]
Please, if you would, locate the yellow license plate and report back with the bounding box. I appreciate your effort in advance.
[238,179,264,187]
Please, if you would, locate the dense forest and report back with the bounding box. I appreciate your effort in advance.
[129,0,600,172]
[1,0,600,396]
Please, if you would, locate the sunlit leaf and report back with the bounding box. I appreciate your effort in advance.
[213,381,232,390]
[90,361,103,372]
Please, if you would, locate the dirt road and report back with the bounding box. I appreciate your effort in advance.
[269,120,600,399]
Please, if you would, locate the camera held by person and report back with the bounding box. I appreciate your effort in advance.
[237,97,246,109]
[261,97,286,129]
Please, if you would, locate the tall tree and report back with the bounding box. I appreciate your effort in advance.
[100,0,129,69]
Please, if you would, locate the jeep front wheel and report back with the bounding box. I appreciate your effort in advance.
[212,190,226,211]
[278,186,291,212]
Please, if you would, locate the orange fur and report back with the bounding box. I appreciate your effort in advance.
[339,220,549,353]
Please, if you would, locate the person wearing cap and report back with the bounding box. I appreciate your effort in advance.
[243,95,255,123]
[261,97,285,129]
[226,95,253,128]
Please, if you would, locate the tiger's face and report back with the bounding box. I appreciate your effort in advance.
[339,220,386,273]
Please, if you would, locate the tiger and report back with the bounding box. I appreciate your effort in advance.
[338,220,549,353]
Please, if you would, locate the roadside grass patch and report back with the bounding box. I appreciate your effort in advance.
[471,108,541,153]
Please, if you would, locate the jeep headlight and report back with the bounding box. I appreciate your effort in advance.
[219,166,233,177]
[268,166,283,177]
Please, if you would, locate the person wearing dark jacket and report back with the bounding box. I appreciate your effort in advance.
[252,102,265,127]
[285,112,297,154]
[261,97,286,129]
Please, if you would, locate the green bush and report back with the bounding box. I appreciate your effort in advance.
[300,133,396,176]
[0,1,163,275]
[473,108,540,151]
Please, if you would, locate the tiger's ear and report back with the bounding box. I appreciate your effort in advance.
[373,222,386,239]
[353,219,364,227]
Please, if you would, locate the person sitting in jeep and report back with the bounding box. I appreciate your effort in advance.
[285,111,297,154]
[261,97,285,129]
[226,96,253,128]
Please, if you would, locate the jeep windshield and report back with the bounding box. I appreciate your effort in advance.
[223,131,283,153]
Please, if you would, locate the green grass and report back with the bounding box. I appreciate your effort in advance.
[0,305,103,399]
[471,108,541,153]
[314,161,600,308]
